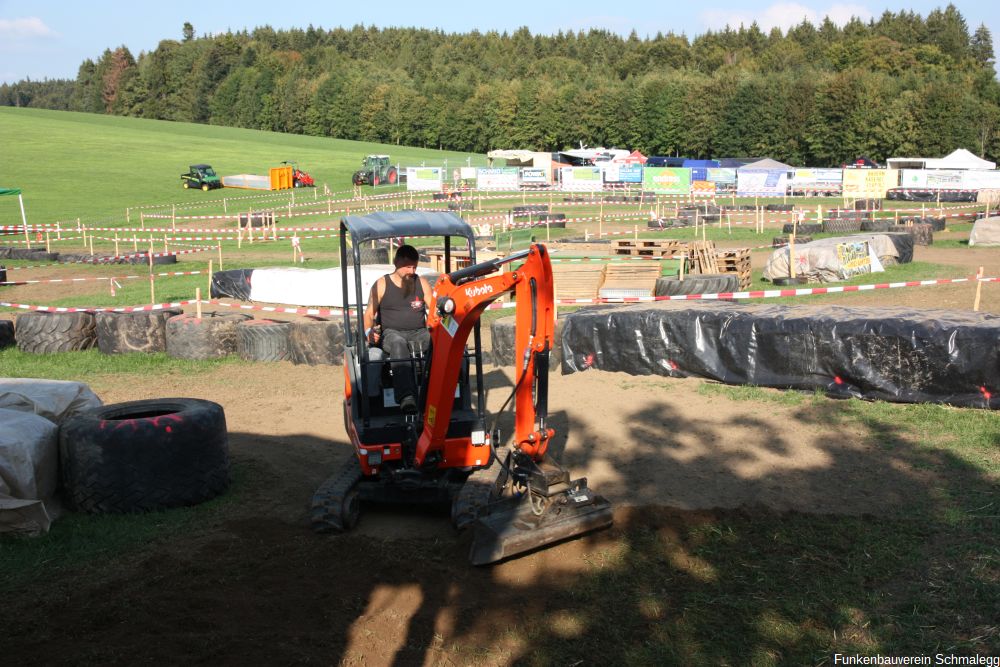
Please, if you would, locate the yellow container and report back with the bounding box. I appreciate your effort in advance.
[269,166,294,190]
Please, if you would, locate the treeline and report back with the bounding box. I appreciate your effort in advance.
[3,5,999,166]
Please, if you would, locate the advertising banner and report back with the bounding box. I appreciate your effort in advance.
[561,167,603,191]
[790,169,843,187]
[706,168,737,185]
[960,169,1000,189]
[603,163,643,183]
[476,167,519,190]
[642,167,691,194]
[842,169,897,198]
[406,167,443,192]
[520,168,549,185]
[737,170,788,196]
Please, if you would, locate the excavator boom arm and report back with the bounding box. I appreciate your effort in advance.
[414,244,555,466]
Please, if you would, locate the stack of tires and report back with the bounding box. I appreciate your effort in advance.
[781,223,824,235]
[773,236,813,247]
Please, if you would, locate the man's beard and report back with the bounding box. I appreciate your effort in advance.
[402,272,415,297]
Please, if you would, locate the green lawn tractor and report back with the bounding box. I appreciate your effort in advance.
[181,164,223,191]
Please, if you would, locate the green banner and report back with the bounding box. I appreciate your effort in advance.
[642,167,690,194]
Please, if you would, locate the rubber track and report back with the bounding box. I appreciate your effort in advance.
[310,456,363,533]
[451,451,501,530]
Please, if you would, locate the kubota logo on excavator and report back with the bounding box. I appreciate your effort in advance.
[464,284,493,299]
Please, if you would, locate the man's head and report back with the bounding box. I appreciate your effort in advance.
[393,245,420,272]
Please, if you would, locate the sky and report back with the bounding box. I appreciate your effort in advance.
[0,0,997,84]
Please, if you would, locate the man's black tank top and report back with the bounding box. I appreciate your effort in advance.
[378,275,425,330]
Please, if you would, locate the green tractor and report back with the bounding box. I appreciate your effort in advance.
[352,155,401,187]
[181,164,223,191]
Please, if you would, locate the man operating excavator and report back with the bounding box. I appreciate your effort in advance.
[362,244,433,413]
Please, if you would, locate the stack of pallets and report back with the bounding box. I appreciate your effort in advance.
[551,263,606,302]
[686,240,718,274]
[715,248,752,289]
[598,263,662,299]
[612,239,685,258]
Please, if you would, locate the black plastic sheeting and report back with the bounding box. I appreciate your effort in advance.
[561,302,1000,409]
[886,189,978,202]
[211,269,253,300]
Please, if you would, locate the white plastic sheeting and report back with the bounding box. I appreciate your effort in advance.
[0,379,103,535]
[763,235,898,283]
[969,216,1000,246]
[249,264,438,307]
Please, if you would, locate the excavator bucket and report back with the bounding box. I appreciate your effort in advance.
[469,476,613,566]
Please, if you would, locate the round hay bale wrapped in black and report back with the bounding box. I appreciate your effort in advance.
[96,308,183,355]
[237,319,292,362]
[926,216,946,232]
[288,316,345,366]
[165,312,252,360]
[781,223,823,235]
[15,311,97,354]
[490,315,562,371]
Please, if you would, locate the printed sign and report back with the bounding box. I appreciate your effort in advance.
[836,241,872,278]
[561,167,603,191]
[642,167,691,194]
[737,170,788,196]
[476,167,519,190]
[406,167,443,191]
[520,168,549,185]
[842,169,897,197]
[603,163,643,183]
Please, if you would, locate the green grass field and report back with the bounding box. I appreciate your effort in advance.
[0,107,487,225]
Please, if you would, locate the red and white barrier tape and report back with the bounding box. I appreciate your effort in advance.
[5,275,997,316]
[1,270,205,287]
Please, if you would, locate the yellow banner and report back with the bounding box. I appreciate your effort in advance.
[841,169,897,198]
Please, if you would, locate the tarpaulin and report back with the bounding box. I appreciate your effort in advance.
[560,302,1000,409]
[886,188,978,202]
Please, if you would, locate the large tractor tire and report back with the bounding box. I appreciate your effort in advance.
[373,174,381,186]
[0,319,14,349]
[166,312,252,360]
[95,308,182,355]
[823,219,863,233]
[288,316,345,366]
[781,223,824,235]
[861,219,894,232]
[654,274,740,297]
[15,311,97,354]
[59,398,230,514]
[387,167,398,185]
[236,319,292,362]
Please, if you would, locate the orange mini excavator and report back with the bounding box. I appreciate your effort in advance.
[312,211,612,564]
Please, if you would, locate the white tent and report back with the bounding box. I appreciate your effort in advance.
[888,149,995,171]
[931,149,995,170]
[738,158,794,171]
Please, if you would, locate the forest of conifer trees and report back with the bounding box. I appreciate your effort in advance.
[2,5,998,166]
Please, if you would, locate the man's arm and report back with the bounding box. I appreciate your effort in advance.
[363,278,383,331]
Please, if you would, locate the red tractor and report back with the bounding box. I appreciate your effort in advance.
[312,211,612,564]
[282,161,315,188]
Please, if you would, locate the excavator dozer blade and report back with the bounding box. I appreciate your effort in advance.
[469,482,613,566]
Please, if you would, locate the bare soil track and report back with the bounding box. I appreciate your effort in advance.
[1,231,998,664]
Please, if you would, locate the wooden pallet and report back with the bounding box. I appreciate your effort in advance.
[686,240,718,275]
[715,248,752,289]
[599,263,661,297]
[551,263,605,301]
[612,239,684,257]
